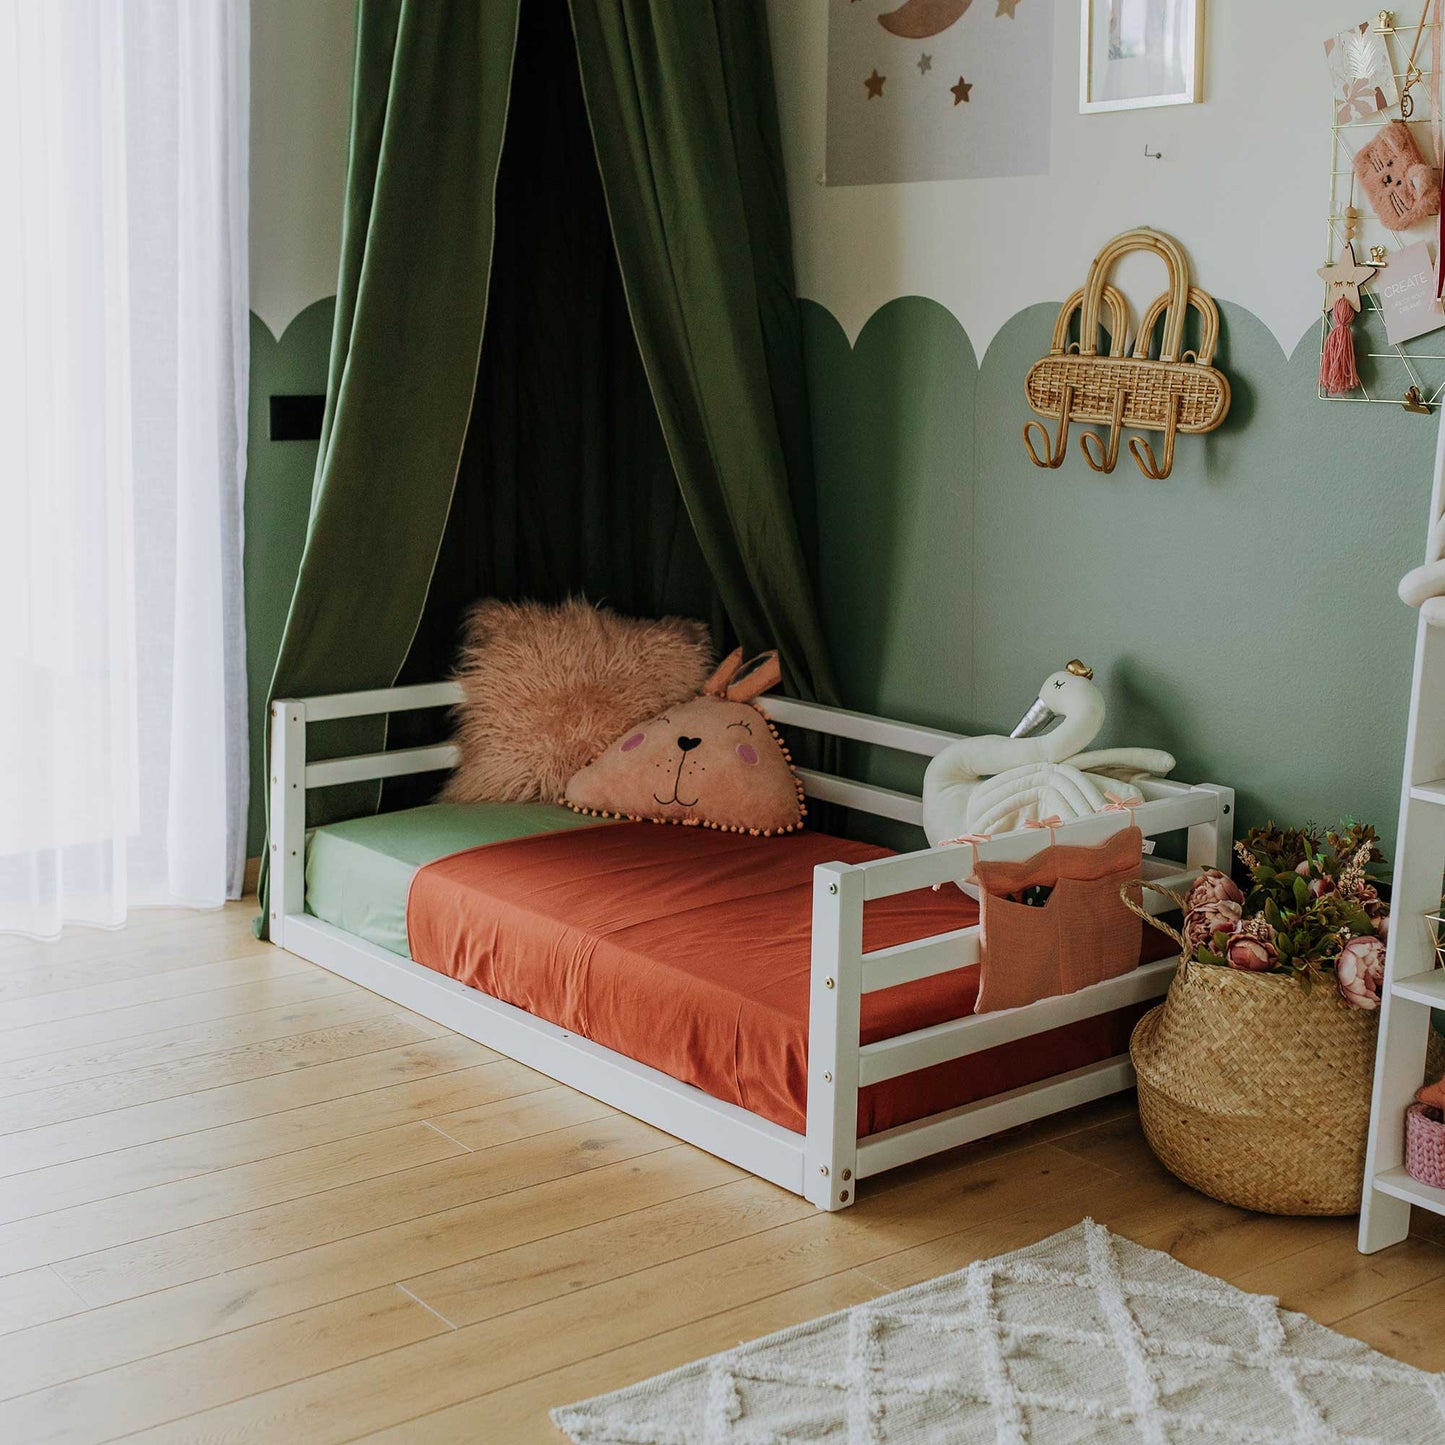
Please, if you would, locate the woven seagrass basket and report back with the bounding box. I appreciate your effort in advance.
[1123,883,1437,1216]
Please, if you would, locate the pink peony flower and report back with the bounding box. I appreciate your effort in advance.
[1295,860,1334,898]
[1226,928,1279,972]
[1337,935,1386,1009]
[1186,868,1244,910]
[1183,900,1242,953]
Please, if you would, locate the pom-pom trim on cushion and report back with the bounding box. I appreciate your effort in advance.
[561,657,807,836]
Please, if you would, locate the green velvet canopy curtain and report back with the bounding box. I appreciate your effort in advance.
[274,0,519,703]
[567,0,834,703]
[389,0,724,709]
[258,0,520,929]
[260,0,834,929]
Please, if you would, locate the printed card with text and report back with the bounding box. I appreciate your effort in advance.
[1378,241,1445,345]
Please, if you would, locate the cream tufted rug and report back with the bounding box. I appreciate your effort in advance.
[553,1218,1445,1443]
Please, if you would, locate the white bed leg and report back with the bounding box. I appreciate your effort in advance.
[805,861,863,1210]
[269,701,307,948]
[1186,783,1235,873]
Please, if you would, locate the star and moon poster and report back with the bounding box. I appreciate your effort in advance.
[826,0,1053,185]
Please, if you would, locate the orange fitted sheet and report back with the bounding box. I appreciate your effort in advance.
[405,823,1148,1137]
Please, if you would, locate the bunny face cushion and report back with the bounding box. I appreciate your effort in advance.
[564,649,806,836]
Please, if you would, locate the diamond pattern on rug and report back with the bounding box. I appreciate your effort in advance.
[552,1219,1445,1444]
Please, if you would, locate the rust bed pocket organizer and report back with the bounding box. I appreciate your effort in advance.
[974,825,1144,1014]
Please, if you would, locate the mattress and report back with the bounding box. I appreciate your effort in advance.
[304,802,605,957]
[402,819,1149,1137]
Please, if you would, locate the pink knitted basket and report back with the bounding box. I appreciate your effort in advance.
[1406,1103,1445,1189]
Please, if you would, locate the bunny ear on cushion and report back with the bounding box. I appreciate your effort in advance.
[703,647,746,697]
[702,647,782,703]
[724,651,782,704]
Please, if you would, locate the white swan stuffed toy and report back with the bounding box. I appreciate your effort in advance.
[1399,505,1445,627]
[922,660,1176,846]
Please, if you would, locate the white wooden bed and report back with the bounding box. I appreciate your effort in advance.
[269,684,1233,1211]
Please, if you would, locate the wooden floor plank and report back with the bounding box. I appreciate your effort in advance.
[0,1143,729,1400]
[0,950,313,1030]
[0,1033,495,1177]
[1234,1231,1445,1336]
[0,991,437,1098]
[0,1284,447,1445]
[355,1272,889,1445]
[851,1172,1189,1296]
[51,1113,674,1307]
[1,969,356,1061]
[0,1012,440,1136]
[109,1146,1115,1444]
[1,903,1440,1442]
[0,1059,548,1225]
[0,1119,466,1277]
[0,930,272,1001]
[1333,1276,1445,1370]
[422,1084,613,1153]
[400,1173,815,1327]
[0,1263,89,1335]
[1124,1200,1339,1280]
[0,905,258,973]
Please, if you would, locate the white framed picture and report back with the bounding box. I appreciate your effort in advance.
[1080,0,1203,113]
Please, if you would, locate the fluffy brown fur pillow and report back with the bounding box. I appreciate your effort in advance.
[442,598,713,805]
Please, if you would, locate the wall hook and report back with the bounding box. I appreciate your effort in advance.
[1144,143,1162,160]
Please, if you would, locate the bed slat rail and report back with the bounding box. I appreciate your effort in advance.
[803,780,1233,1208]
[303,744,461,790]
[857,855,1204,998]
[854,1057,1136,1180]
[285,689,958,825]
[300,681,464,722]
[853,788,1222,902]
[792,769,923,826]
[764,696,960,758]
[861,928,979,992]
[857,956,1178,1087]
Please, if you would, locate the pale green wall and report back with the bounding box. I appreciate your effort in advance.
[802,295,1430,848]
[243,291,1429,855]
[245,0,351,857]
[244,299,335,853]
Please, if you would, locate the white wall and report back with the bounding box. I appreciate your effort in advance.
[248,0,1393,352]
[248,0,354,338]
[767,0,1387,350]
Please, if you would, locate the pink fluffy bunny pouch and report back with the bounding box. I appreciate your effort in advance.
[1354,119,1440,229]
[564,648,806,836]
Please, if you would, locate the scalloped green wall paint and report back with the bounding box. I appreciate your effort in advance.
[244,299,335,853]
[801,295,1429,847]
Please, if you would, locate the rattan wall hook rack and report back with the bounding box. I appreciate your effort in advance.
[1023,228,1231,480]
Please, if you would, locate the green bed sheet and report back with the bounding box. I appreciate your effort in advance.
[304,802,605,958]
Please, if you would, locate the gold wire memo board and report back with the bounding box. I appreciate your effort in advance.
[1322,9,1445,411]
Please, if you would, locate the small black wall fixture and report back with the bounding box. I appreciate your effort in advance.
[268,394,325,442]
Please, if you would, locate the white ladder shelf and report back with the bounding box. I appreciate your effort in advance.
[1359,416,1445,1254]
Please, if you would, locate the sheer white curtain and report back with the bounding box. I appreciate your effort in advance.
[0,0,250,936]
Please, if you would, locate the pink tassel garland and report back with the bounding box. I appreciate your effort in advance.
[1320,297,1359,396]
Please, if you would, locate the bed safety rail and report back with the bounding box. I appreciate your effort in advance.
[268,686,1233,1213]
[802,780,1231,1209]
